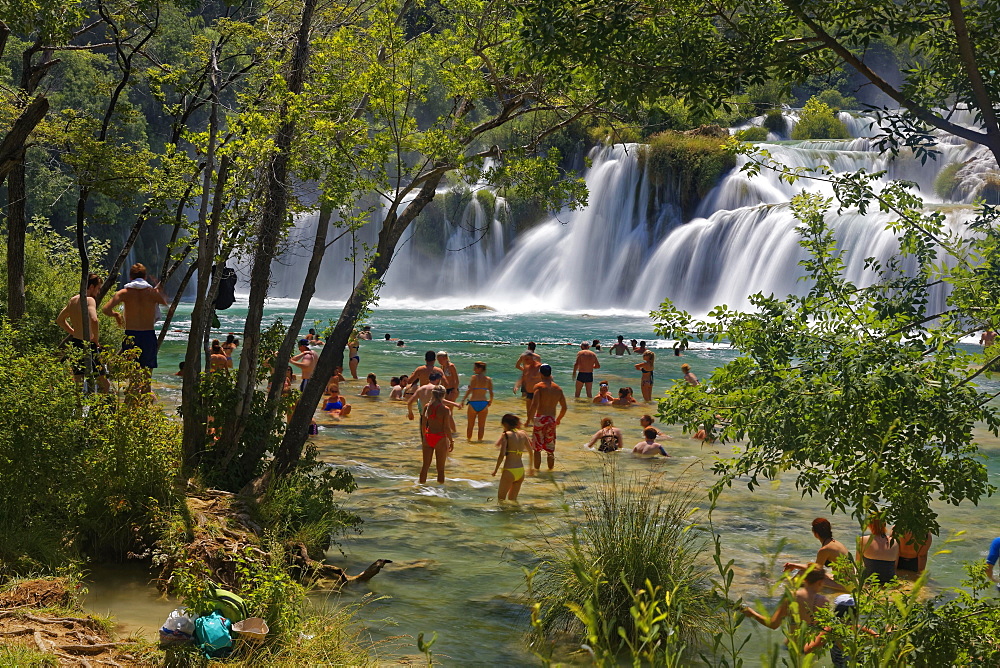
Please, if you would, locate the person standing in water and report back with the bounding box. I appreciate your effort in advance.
[981,329,996,349]
[516,353,543,410]
[437,351,460,402]
[289,339,317,390]
[608,335,631,356]
[572,341,601,398]
[102,263,168,389]
[681,363,699,386]
[636,350,655,401]
[858,516,899,585]
[420,386,453,484]
[516,341,541,371]
[461,361,494,441]
[56,273,110,393]
[527,364,567,473]
[347,333,361,379]
[493,413,528,502]
[409,350,444,391]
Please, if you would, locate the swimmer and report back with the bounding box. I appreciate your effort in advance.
[630,338,639,352]
[591,339,601,351]
[783,518,852,590]
[893,530,932,573]
[461,361,494,441]
[592,382,614,405]
[408,372,459,447]
[608,335,631,356]
[360,373,380,396]
[56,272,111,393]
[612,387,633,407]
[586,417,623,452]
[305,328,318,342]
[420,386,453,484]
[409,350,444,392]
[982,329,997,349]
[632,427,669,457]
[396,340,405,347]
[858,515,899,585]
[175,361,185,377]
[681,363,698,386]
[638,414,668,438]
[359,325,372,340]
[493,413,529,502]
[572,341,601,398]
[209,340,231,371]
[289,339,317,390]
[741,565,829,631]
[437,351,460,402]
[322,388,352,418]
[223,334,239,361]
[635,340,648,354]
[516,351,543,410]
[347,333,360,379]
[388,377,404,400]
[526,364,567,473]
[635,350,655,401]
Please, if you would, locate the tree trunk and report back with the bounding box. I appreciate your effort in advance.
[226,201,333,477]
[220,0,317,455]
[6,161,27,323]
[75,187,93,380]
[0,95,48,180]
[157,260,197,347]
[273,174,444,475]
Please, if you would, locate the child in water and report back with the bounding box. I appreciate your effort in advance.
[420,386,453,484]
[492,413,528,501]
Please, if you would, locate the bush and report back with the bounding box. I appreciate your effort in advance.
[815,88,858,112]
[735,126,769,142]
[530,469,720,660]
[792,97,850,140]
[762,108,787,135]
[934,162,963,200]
[0,324,179,573]
[637,131,736,212]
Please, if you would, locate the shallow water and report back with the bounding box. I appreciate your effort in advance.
[85,305,1000,665]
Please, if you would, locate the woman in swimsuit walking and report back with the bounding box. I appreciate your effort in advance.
[636,350,655,402]
[420,386,453,484]
[586,417,623,452]
[461,361,494,441]
[493,413,528,502]
[347,334,360,380]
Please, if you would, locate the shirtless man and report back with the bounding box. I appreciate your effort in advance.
[571,341,601,398]
[526,364,567,473]
[982,329,997,350]
[437,351,460,402]
[409,350,445,392]
[742,566,829,631]
[102,263,168,384]
[289,339,318,390]
[608,335,631,356]
[56,273,110,393]
[516,341,541,372]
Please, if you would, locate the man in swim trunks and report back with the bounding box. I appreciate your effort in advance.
[516,341,541,371]
[289,339,318,390]
[461,361,494,441]
[437,351,460,402]
[571,341,601,398]
[409,350,444,392]
[102,263,168,391]
[526,364,567,473]
[517,353,543,410]
[608,335,631,356]
[56,273,110,393]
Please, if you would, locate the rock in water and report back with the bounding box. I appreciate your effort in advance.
[463,304,496,311]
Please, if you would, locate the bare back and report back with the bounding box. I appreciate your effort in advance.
[576,349,599,373]
[411,364,444,386]
[111,287,166,330]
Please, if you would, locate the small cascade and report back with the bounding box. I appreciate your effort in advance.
[264,109,992,313]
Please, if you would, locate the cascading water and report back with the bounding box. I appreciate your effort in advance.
[267,111,994,313]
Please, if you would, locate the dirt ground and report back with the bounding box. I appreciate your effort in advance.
[0,579,147,667]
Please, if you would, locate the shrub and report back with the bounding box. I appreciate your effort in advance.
[762,108,787,135]
[815,88,858,112]
[934,162,963,200]
[792,97,850,140]
[735,126,769,142]
[637,131,736,212]
[530,468,720,660]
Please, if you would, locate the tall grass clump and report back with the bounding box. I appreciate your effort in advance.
[530,467,720,661]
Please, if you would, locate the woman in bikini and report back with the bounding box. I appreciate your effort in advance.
[347,335,360,379]
[420,386,453,484]
[493,413,528,502]
[360,373,380,396]
[461,361,494,441]
[592,381,613,404]
[586,417,623,452]
[636,350,655,402]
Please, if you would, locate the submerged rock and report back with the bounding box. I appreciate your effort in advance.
[463,304,496,311]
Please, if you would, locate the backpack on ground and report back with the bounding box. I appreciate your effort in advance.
[193,610,232,658]
[207,584,249,623]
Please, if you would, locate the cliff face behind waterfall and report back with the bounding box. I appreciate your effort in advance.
[267,112,994,313]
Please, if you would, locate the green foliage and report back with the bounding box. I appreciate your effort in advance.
[652,147,1000,537]
[933,162,963,201]
[762,108,787,135]
[0,324,179,574]
[791,97,850,140]
[734,126,769,142]
[530,470,720,660]
[637,131,736,213]
[815,88,857,112]
[253,450,361,558]
[0,645,59,667]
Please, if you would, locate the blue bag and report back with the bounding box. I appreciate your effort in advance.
[194,610,232,658]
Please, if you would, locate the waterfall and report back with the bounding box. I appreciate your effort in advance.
[266,111,990,313]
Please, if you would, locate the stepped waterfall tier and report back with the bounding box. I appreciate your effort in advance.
[267,113,993,314]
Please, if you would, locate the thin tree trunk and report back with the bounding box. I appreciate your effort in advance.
[0,95,48,180]
[273,175,444,475]
[6,162,27,323]
[228,201,333,476]
[157,260,197,347]
[221,0,317,455]
[75,188,93,380]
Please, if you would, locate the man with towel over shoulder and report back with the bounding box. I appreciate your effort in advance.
[103,263,168,390]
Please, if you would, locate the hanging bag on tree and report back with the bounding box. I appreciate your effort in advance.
[193,610,232,658]
[214,266,238,310]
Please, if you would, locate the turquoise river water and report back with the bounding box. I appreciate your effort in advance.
[82,301,1000,666]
